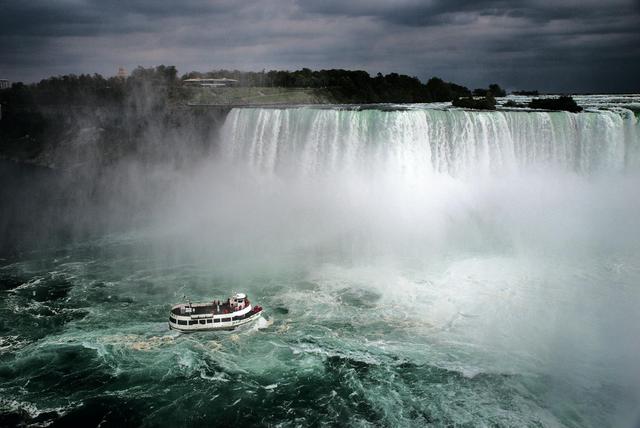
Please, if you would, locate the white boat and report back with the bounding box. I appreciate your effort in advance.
[168,293,263,332]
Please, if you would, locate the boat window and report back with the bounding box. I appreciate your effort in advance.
[199,320,206,324]
[189,320,197,325]
[222,318,231,322]
[206,319,213,323]
[169,317,176,323]
[214,318,220,323]
[178,319,187,325]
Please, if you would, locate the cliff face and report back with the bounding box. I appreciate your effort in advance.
[1,104,230,171]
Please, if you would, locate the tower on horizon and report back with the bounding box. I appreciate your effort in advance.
[116,67,128,79]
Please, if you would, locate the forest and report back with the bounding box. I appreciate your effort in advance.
[0,65,497,107]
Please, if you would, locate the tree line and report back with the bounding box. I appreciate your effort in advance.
[184,68,508,104]
[1,65,510,107]
[0,65,181,108]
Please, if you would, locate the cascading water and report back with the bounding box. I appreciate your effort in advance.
[221,107,639,177]
[1,104,639,427]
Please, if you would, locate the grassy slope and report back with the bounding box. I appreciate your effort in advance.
[184,87,337,105]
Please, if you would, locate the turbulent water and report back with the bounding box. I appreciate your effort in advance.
[2,101,640,427]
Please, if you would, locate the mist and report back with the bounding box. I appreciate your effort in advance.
[147,106,640,425]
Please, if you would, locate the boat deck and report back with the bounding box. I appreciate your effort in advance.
[171,302,241,316]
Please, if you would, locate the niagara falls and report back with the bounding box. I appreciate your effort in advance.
[1,1,640,427]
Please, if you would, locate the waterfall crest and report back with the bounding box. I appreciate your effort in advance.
[220,108,640,177]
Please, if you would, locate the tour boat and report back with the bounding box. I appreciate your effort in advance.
[168,293,263,332]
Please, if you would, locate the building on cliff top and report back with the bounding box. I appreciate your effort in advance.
[183,78,238,87]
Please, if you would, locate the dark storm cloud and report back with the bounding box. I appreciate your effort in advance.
[0,0,241,37]
[0,0,638,92]
[298,0,637,25]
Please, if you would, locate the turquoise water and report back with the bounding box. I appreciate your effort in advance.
[2,106,640,426]
[1,235,638,427]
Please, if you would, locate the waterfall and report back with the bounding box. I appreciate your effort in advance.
[220,108,640,177]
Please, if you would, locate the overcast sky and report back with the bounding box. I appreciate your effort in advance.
[1,0,639,92]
